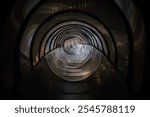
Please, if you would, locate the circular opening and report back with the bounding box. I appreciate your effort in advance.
[46,21,102,81]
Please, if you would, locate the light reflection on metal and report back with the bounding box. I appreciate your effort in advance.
[47,45,101,81]
[114,0,145,93]
[21,24,39,58]
[30,15,110,81]
[9,0,145,98]
[20,1,128,81]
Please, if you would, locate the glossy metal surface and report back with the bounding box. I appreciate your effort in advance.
[0,0,145,99]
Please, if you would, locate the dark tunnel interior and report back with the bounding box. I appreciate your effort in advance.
[0,0,150,100]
